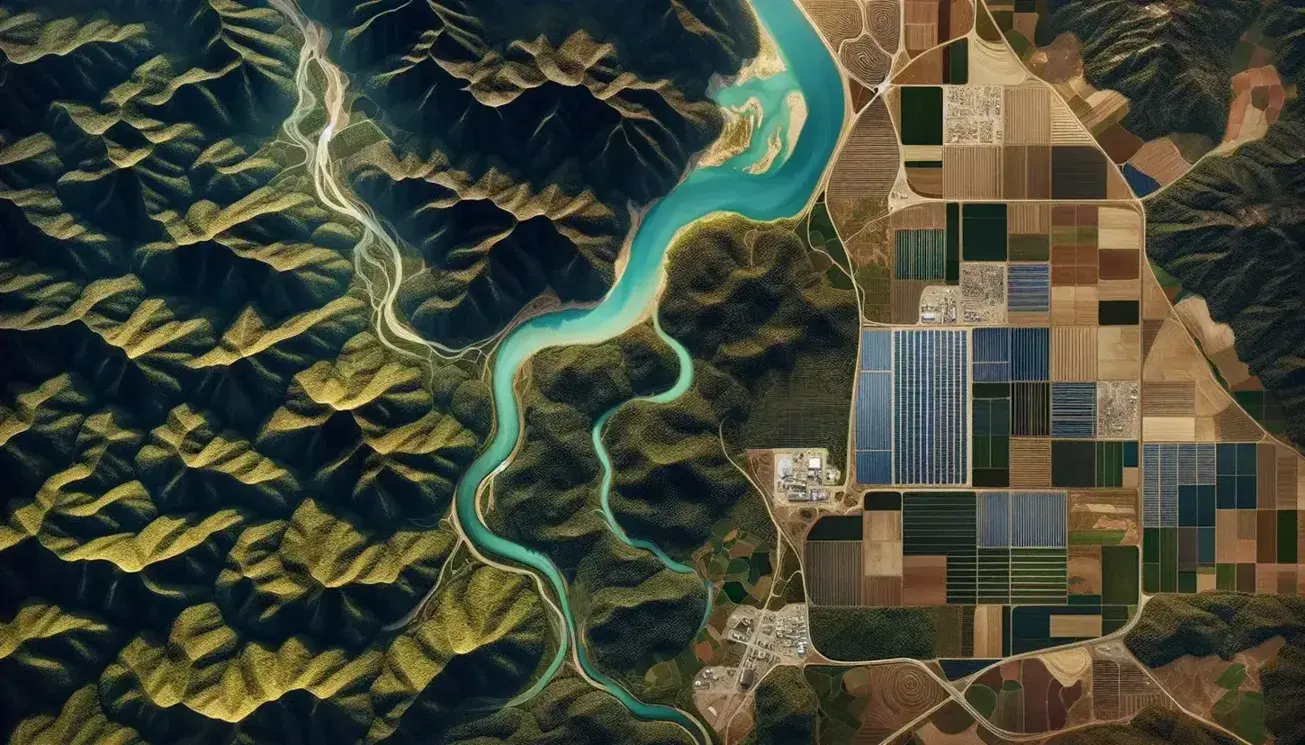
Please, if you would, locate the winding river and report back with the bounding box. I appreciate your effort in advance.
[275,0,846,739]
[450,0,846,740]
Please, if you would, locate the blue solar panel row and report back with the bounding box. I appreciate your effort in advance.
[1144,444,1250,529]
[1008,265,1051,314]
[857,451,892,485]
[977,491,1010,548]
[1169,444,1218,486]
[1143,444,1161,528]
[1177,444,1196,484]
[1143,444,1180,528]
[1011,491,1067,547]
[860,329,891,372]
[972,327,1049,382]
[973,328,1010,362]
[1010,327,1049,381]
[1051,382,1096,438]
[856,372,892,451]
[973,328,1011,383]
[1198,444,1216,485]
[977,491,1066,547]
[894,329,968,485]
[856,330,894,485]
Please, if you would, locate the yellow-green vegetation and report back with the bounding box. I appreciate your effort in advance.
[1124,593,1305,745]
[7,565,550,744]
[628,520,781,716]
[802,197,854,291]
[437,670,697,745]
[1263,644,1305,745]
[490,324,715,704]
[651,213,860,470]
[216,497,457,646]
[699,97,762,169]
[747,666,818,745]
[583,567,704,690]
[491,324,708,704]
[1124,593,1305,668]
[1044,707,1239,745]
[0,0,604,740]
[1146,98,1305,448]
[0,0,799,742]
[495,324,679,569]
[807,607,939,661]
[296,0,761,348]
[0,0,843,741]
[607,373,765,562]
[608,214,858,565]
[0,0,784,740]
[566,212,859,723]
[703,521,775,607]
[0,602,125,731]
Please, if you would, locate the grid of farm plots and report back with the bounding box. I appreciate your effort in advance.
[887,80,1135,202]
[806,190,1305,657]
[1136,245,1305,595]
[1141,440,1305,594]
[809,199,1144,657]
[804,490,1138,657]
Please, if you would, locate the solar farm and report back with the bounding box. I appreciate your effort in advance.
[805,189,1305,659]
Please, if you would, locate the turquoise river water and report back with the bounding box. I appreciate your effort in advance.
[451,0,847,739]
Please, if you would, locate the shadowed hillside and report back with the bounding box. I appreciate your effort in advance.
[1123,593,1305,745]
[608,214,859,564]
[1147,102,1305,447]
[0,0,762,741]
[491,324,708,703]
[1041,0,1262,142]
[299,0,762,346]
